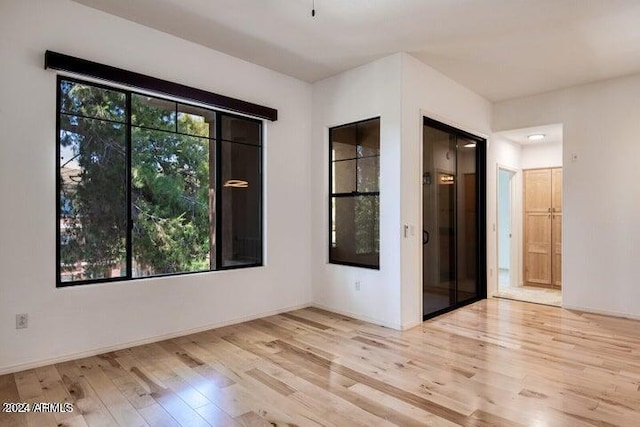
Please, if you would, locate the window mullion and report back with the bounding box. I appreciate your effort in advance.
[355,123,359,193]
[126,91,133,279]
[175,102,178,133]
[215,113,223,270]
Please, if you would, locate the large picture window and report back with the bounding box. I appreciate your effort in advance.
[329,117,380,269]
[57,77,263,286]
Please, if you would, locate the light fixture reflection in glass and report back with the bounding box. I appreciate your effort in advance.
[440,174,454,184]
[528,134,545,141]
[463,142,476,148]
[223,179,249,188]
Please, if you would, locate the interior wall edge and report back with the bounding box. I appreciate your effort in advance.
[0,301,313,376]
[399,52,492,328]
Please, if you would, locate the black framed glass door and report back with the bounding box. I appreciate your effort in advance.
[423,117,486,319]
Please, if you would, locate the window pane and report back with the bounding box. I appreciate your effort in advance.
[331,125,357,160]
[330,195,379,268]
[357,156,379,192]
[59,115,127,282]
[221,115,261,145]
[332,159,356,193]
[131,128,212,276]
[355,195,380,255]
[220,141,262,267]
[329,117,380,269]
[57,78,265,286]
[357,119,380,157]
[60,79,126,122]
[177,104,215,138]
[132,94,176,132]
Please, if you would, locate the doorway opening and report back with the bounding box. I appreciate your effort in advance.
[497,167,517,290]
[422,117,486,320]
[493,124,563,307]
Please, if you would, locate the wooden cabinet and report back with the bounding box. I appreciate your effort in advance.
[524,168,562,288]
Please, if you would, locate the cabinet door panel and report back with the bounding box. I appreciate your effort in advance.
[524,169,552,212]
[525,212,552,285]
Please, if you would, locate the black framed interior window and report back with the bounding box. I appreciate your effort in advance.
[329,117,380,269]
[57,77,263,286]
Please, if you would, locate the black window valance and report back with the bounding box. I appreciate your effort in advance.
[45,50,277,121]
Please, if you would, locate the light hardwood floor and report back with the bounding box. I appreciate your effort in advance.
[2,299,640,426]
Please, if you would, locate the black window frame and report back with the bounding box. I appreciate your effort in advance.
[328,117,381,270]
[56,75,264,287]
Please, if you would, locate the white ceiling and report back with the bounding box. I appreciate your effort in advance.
[73,0,640,102]
[497,124,563,146]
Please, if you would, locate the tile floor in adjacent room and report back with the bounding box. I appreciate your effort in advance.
[495,268,562,307]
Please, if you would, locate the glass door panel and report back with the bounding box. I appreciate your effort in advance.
[423,126,456,316]
[456,137,478,304]
[423,120,481,318]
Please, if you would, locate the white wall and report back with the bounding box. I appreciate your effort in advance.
[309,53,494,329]
[310,54,404,329]
[0,0,313,373]
[494,74,640,318]
[521,141,563,169]
[400,54,492,327]
[498,170,511,270]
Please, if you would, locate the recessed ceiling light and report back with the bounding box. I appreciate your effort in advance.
[528,134,545,141]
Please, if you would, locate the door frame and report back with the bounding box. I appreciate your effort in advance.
[421,116,487,321]
[496,164,520,291]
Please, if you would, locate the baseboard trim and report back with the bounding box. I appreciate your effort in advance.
[0,302,312,375]
[401,320,423,331]
[311,303,403,330]
[562,304,640,321]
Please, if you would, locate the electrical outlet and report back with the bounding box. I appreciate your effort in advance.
[355,281,361,291]
[16,313,28,329]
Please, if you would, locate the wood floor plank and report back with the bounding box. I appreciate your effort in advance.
[57,414,90,427]
[0,374,28,427]
[279,312,332,330]
[234,411,272,427]
[13,369,58,427]
[348,382,459,426]
[245,368,296,397]
[121,349,212,427]
[93,354,157,410]
[222,333,428,426]
[194,403,240,427]
[4,299,640,426]
[74,357,148,427]
[33,364,77,424]
[272,338,471,425]
[137,403,181,427]
[55,360,120,427]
